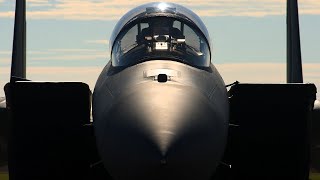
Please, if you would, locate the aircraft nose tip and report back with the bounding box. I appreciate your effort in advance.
[156,130,175,156]
[94,83,229,179]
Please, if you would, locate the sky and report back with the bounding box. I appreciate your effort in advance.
[0,0,319,98]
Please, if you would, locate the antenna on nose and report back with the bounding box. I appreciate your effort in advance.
[287,0,303,83]
[10,0,27,82]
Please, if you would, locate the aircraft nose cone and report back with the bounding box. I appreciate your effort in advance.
[94,83,229,180]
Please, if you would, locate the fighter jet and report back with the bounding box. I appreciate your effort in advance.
[92,3,229,180]
[1,1,319,180]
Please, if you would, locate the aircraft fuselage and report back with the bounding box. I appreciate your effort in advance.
[93,60,229,180]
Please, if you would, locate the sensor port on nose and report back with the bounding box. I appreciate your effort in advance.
[157,74,168,83]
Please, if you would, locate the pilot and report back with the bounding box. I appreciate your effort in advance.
[137,17,185,54]
[111,3,211,67]
[139,17,184,43]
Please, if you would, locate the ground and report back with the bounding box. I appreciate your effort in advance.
[0,173,8,180]
[0,171,319,180]
[310,173,320,180]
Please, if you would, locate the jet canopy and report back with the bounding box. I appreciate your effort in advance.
[110,2,211,68]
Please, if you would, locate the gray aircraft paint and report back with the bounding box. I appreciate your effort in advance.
[93,60,229,180]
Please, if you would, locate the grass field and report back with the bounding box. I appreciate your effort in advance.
[0,173,8,180]
[310,173,320,180]
[0,172,319,180]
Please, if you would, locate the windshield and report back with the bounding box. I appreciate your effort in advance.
[111,17,210,67]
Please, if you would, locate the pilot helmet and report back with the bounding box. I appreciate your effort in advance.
[110,2,212,68]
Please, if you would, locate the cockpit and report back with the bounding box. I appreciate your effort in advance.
[110,2,212,68]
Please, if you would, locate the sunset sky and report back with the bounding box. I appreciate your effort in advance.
[0,0,319,98]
